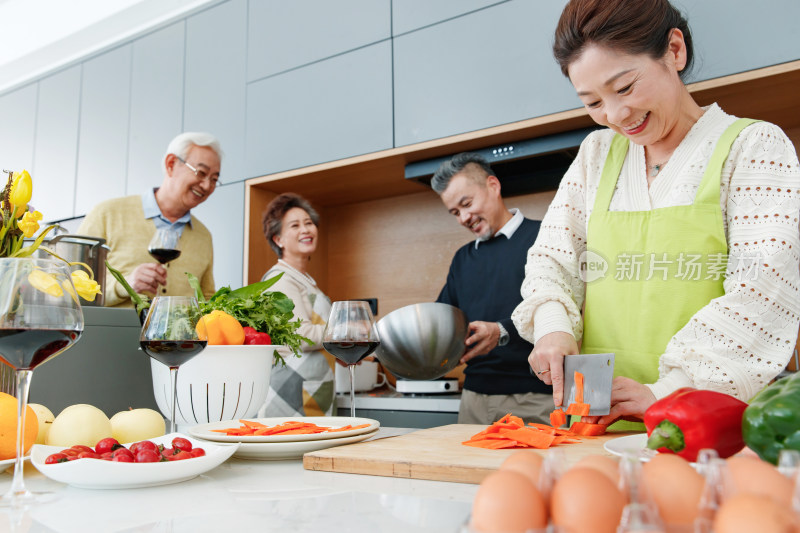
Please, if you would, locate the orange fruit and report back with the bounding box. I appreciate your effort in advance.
[0,391,39,460]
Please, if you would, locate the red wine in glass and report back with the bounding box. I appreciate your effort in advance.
[140,339,207,368]
[148,248,181,264]
[322,341,379,365]
[148,228,181,265]
[0,329,82,370]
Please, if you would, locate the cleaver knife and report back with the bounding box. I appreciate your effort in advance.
[563,353,615,416]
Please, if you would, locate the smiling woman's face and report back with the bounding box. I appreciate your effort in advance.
[275,207,318,258]
[567,36,688,149]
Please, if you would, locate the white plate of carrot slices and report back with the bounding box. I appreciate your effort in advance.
[188,416,379,443]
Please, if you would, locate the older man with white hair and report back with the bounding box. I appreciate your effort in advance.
[78,132,222,307]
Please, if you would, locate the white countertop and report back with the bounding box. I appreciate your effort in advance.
[0,428,477,533]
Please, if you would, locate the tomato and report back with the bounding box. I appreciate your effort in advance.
[78,451,101,460]
[45,453,68,464]
[70,445,94,454]
[171,450,193,461]
[130,440,159,455]
[134,450,161,463]
[190,448,206,458]
[95,437,122,455]
[111,448,134,461]
[112,452,134,463]
[100,452,113,461]
[171,437,192,452]
[161,447,175,458]
[60,448,79,457]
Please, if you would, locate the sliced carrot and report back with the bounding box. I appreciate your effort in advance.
[570,421,608,436]
[574,371,585,404]
[565,402,591,416]
[499,427,556,449]
[549,409,567,428]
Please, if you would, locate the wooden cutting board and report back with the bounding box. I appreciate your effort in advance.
[303,424,637,484]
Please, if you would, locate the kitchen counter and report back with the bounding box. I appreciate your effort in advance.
[0,428,477,533]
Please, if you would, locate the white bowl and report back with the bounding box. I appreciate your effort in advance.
[150,344,276,427]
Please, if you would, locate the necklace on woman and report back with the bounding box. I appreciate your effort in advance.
[648,161,668,177]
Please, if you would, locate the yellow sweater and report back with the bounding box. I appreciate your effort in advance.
[77,195,215,307]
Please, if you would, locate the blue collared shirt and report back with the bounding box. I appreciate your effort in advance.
[142,188,192,236]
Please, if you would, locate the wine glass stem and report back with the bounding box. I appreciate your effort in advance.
[348,364,356,418]
[169,367,179,434]
[9,369,33,497]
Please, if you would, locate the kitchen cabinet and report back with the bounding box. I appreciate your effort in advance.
[74,45,133,216]
[29,307,160,418]
[32,66,81,222]
[244,61,800,320]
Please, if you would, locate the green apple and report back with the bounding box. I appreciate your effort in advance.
[27,403,55,445]
[46,404,112,447]
[110,408,166,444]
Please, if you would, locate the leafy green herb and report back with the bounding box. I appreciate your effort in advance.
[187,272,311,365]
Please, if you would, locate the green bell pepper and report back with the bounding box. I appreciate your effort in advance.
[742,371,800,464]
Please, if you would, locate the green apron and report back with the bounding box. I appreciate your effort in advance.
[582,118,757,431]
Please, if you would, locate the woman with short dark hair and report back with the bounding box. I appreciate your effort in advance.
[513,0,800,429]
[259,193,334,417]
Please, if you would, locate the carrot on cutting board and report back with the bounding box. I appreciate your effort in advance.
[461,412,604,450]
[549,409,567,428]
[570,421,608,436]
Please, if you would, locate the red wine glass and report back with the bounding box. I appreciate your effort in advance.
[148,228,181,264]
[140,296,206,434]
[0,258,84,507]
[322,301,380,418]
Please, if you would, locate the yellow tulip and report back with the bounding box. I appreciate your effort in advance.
[10,170,32,209]
[18,210,43,238]
[28,269,63,297]
[71,270,102,302]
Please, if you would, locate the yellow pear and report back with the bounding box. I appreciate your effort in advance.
[109,408,166,444]
[46,404,112,447]
[27,403,55,445]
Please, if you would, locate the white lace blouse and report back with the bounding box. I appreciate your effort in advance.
[511,104,800,401]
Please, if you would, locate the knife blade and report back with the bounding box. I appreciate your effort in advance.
[563,353,615,416]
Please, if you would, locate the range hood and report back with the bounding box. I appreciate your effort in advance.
[405,127,599,196]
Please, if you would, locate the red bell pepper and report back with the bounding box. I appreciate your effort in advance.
[644,387,747,462]
[243,326,272,345]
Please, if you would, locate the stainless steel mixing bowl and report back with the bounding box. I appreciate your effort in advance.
[374,302,468,381]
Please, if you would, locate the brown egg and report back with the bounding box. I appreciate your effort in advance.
[499,450,544,487]
[574,454,621,487]
[713,493,800,533]
[642,453,704,526]
[471,470,547,533]
[725,455,794,506]
[551,466,625,533]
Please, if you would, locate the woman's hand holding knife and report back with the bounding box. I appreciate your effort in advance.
[529,331,579,408]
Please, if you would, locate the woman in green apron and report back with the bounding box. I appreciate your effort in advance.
[511,0,800,428]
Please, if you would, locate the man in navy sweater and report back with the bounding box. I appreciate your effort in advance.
[433,152,553,424]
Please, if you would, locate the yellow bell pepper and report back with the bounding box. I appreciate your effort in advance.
[195,310,245,345]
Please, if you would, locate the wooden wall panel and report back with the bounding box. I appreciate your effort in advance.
[322,188,557,318]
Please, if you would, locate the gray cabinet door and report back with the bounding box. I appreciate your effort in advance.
[184,0,247,185]
[246,41,393,176]
[247,0,390,81]
[75,45,133,217]
[128,22,186,196]
[0,84,37,181]
[391,0,501,35]
[33,66,82,222]
[393,0,574,146]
